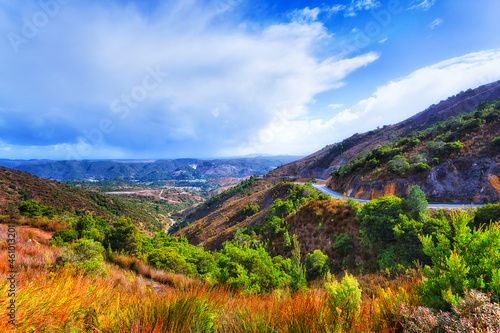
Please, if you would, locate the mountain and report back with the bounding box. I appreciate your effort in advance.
[0,166,167,231]
[269,81,500,203]
[0,156,301,181]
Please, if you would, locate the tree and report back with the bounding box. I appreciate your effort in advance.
[304,249,329,280]
[289,234,306,292]
[407,185,428,221]
[332,233,353,256]
[56,239,105,273]
[19,200,42,218]
[419,211,500,309]
[283,230,292,249]
[106,217,143,256]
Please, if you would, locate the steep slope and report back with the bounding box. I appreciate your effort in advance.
[270,80,500,179]
[269,81,500,203]
[0,166,166,231]
[172,177,296,250]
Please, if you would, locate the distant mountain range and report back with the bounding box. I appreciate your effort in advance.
[269,80,500,203]
[0,156,301,181]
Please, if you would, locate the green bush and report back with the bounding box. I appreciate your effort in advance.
[324,272,362,328]
[289,234,306,292]
[243,203,260,217]
[407,185,428,221]
[473,202,500,228]
[304,249,329,280]
[358,196,406,247]
[51,229,78,244]
[419,211,500,309]
[147,247,197,276]
[56,239,105,274]
[217,240,291,293]
[411,163,430,173]
[368,158,379,168]
[492,137,500,146]
[332,233,353,256]
[387,155,410,175]
[19,200,43,218]
[283,230,292,249]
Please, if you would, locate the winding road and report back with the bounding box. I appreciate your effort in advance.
[311,184,486,209]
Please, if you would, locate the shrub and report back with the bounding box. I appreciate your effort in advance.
[217,240,291,293]
[432,157,439,165]
[388,155,410,175]
[56,239,105,273]
[444,140,464,153]
[304,249,329,280]
[411,163,430,173]
[243,203,260,217]
[283,230,292,249]
[419,211,500,309]
[358,196,406,247]
[51,229,78,244]
[19,200,43,218]
[473,202,500,228]
[289,234,306,292]
[332,233,353,256]
[368,158,379,168]
[147,247,197,277]
[401,290,500,332]
[324,272,362,328]
[492,137,500,146]
[407,185,428,221]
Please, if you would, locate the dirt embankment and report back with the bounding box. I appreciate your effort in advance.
[328,157,500,203]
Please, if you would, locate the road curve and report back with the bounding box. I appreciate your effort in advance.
[311,184,486,209]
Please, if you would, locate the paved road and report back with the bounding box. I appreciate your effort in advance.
[312,184,486,209]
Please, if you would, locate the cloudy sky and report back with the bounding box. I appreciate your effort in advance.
[0,0,500,160]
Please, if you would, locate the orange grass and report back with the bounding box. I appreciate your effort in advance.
[0,267,419,332]
[0,224,421,332]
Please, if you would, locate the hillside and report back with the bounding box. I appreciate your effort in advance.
[0,156,300,181]
[269,80,500,203]
[171,177,294,249]
[0,166,167,232]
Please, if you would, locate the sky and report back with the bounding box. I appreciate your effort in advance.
[0,0,500,160]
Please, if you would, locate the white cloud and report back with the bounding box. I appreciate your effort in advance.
[429,18,443,29]
[328,104,344,109]
[409,0,437,11]
[0,1,379,159]
[227,49,500,156]
[290,7,321,23]
[378,37,388,44]
[327,0,381,18]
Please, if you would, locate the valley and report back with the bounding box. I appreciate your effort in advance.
[1,83,500,332]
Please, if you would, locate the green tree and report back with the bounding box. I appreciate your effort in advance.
[304,249,329,280]
[474,202,500,228]
[106,217,143,256]
[147,247,197,276]
[56,239,105,274]
[419,211,500,309]
[407,185,428,221]
[324,272,362,331]
[289,234,306,292]
[19,200,42,218]
[332,233,353,256]
[283,230,292,249]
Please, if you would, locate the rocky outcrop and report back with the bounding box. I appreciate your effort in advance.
[327,157,500,203]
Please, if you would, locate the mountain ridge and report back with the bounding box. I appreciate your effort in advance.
[268,80,500,203]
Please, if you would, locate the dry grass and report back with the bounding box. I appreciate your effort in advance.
[108,252,205,290]
[0,223,422,332]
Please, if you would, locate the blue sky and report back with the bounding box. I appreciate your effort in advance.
[0,0,500,159]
